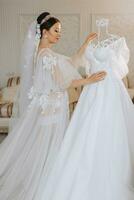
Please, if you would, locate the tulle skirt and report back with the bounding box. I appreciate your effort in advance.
[0,92,69,200]
[37,74,134,200]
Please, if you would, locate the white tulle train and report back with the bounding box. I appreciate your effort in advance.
[35,37,134,200]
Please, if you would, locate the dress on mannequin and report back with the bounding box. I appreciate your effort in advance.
[35,19,134,200]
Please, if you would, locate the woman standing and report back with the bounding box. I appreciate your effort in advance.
[0,12,106,200]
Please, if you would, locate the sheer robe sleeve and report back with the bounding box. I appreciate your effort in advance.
[70,51,90,68]
[113,37,129,79]
[52,54,82,89]
[32,51,82,93]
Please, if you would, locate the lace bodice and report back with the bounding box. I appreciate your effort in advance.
[85,37,129,79]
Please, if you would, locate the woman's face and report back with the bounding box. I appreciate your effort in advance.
[44,22,61,44]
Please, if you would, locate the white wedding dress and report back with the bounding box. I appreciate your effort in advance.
[35,37,134,200]
[0,48,82,200]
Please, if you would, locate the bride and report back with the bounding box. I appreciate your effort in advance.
[0,12,106,199]
[34,19,134,200]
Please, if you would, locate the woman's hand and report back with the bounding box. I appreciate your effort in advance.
[85,71,107,84]
[71,71,107,88]
[75,33,97,59]
[84,32,97,46]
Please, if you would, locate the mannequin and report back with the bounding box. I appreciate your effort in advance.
[93,18,120,48]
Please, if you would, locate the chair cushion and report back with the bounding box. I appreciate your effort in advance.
[128,88,134,99]
[123,76,129,88]
[0,86,19,102]
[0,102,13,118]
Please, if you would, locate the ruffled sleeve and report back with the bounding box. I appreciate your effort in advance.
[113,37,129,79]
[53,54,82,89]
[70,52,90,69]
[33,50,82,92]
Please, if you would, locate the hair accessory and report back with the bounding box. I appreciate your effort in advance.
[40,14,52,25]
[35,23,41,40]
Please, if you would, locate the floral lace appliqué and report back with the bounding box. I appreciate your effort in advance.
[28,86,63,114]
[42,55,57,74]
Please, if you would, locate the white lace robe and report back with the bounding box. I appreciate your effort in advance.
[0,48,82,200]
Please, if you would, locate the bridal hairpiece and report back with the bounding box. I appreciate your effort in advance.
[40,14,52,25]
[36,15,53,40]
[36,23,41,40]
